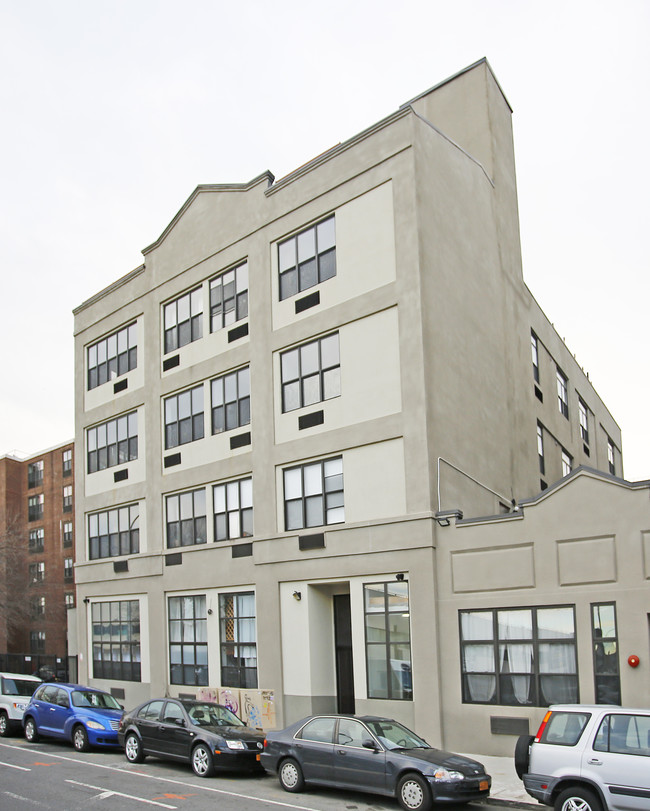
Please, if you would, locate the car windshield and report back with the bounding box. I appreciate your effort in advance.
[365,720,430,750]
[1,677,39,697]
[186,703,244,727]
[72,690,122,710]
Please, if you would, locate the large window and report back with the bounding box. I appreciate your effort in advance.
[29,528,44,553]
[169,595,208,686]
[91,600,141,681]
[87,322,137,390]
[88,504,139,559]
[87,412,138,473]
[211,367,250,434]
[278,216,336,300]
[28,494,44,522]
[28,460,43,488]
[166,489,206,548]
[592,603,621,705]
[164,287,202,354]
[210,261,248,332]
[283,456,344,531]
[164,385,204,449]
[556,368,569,418]
[460,606,578,706]
[281,333,340,412]
[219,592,257,688]
[364,582,412,700]
[213,478,253,541]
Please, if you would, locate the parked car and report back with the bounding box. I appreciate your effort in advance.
[0,672,41,737]
[515,704,650,811]
[118,698,265,778]
[23,683,123,751]
[261,714,491,811]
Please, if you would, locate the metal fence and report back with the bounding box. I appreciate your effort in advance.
[0,652,75,682]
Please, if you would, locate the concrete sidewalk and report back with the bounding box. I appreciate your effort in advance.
[463,753,533,806]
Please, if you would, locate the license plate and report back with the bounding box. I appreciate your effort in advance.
[479,780,488,791]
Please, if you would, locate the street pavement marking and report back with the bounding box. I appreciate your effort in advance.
[0,759,31,770]
[66,779,177,808]
[0,742,325,811]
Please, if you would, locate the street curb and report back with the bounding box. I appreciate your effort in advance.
[486,799,538,809]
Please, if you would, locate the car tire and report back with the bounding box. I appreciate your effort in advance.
[191,743,215,778]
[278,758,305,793]
[514,734,534,779]
[124,732,145,763]
[0,711,9,737]
[397,772,432,811]
[73,724,90,752]
[24,717,39,743]
[554,786,603,811]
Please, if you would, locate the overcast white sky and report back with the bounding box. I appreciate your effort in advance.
[1,1,648,480]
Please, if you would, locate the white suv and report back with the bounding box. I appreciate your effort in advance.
[515,704,650,811]
[0,672,42,736]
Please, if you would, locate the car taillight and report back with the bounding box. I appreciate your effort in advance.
[534,710,553,742]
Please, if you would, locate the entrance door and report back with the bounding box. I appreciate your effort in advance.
[334,594,355,714]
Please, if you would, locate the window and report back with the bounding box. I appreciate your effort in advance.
[63,521,73,547]
[220,592,257,688]
[278,216,336,300]
[561,449,572,477]
[594,713,650,756]
[91,600,141,681]
[28,460,43,488]
[28,494,44,521]
[64,557,73,580]
[88,504,139,559]
[164,287,202,354]
[537,423,545,475]
[63,448,73,476]
[364,581,412,700]
[283,456,344,531]
[31,596,45,618]
[210,261,248,332]
[63,485,73,512]
[169,595,208,686]
[298,717,336,743]
[29,529,44,553]
[578,397,589,444]
[30,631,46,653]
[607,438,616,475]
[213,478,253,541]
[592,603,621,705]
[211,367,250,434]
[556,368,569,418]
[29,562,45,582]
[87,322,137,390]
[65,592,75,609]
[531,332,540,383]
[164,385,204,449]
[87,412,138,473]
[281,333,340,412]
[459,606,578,706]
[166,489,206,548]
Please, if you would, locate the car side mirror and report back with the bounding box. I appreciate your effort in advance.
[174,717,186,727]
[362,739,379,751]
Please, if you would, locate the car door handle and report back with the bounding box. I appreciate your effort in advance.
[587,758,602,766]
[336,749,347,755]
[50,707,56,712]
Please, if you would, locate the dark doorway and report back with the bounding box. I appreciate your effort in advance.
[334,594,355,714]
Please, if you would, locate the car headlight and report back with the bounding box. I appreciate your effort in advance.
[225,740,245,749]
[86,720,105,730]
[433,768,464,781]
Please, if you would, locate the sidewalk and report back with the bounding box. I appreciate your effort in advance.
[463,753,534,806]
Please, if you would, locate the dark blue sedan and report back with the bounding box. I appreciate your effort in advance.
[261,714,491,811]
[23,683,123,751]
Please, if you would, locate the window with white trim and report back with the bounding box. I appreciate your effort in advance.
[88,504,139,559]
[281,332,340,412]
[164,287,203,354]
[91,600,141,681]
[210,261,248,331]
[169,595,208,686]
[87,412,138,473]
[166,489,207,548]
[87,322,137,389]
[283,456,344,530]
[556,368,569,418]
[213,478,253,541]
[278,216,336,300]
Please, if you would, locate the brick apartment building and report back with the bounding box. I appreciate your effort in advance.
[0,442,75,670]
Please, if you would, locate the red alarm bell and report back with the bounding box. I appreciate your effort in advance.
[628,655,640,668]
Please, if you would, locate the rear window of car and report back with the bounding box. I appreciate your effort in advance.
[540,711,591,746]
[1,677,39,697]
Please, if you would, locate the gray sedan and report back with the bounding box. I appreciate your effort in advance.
[261,714,491,810]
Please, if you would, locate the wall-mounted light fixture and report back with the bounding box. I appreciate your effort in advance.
[83,597,90,604]
[292,590,302,601]
[395,573,405,582]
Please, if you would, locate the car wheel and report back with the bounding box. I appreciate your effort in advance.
[24,717,39,743]
[397,772,432,811]
[514,734,534,779]
[73,724,90,752]
[555,786,603,811]
[124,732,145,763]
[0,711,9,737]
[278,758,305,793]
[191,743,215,778]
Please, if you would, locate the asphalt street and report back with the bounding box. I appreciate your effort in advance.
[0,737,517,811]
